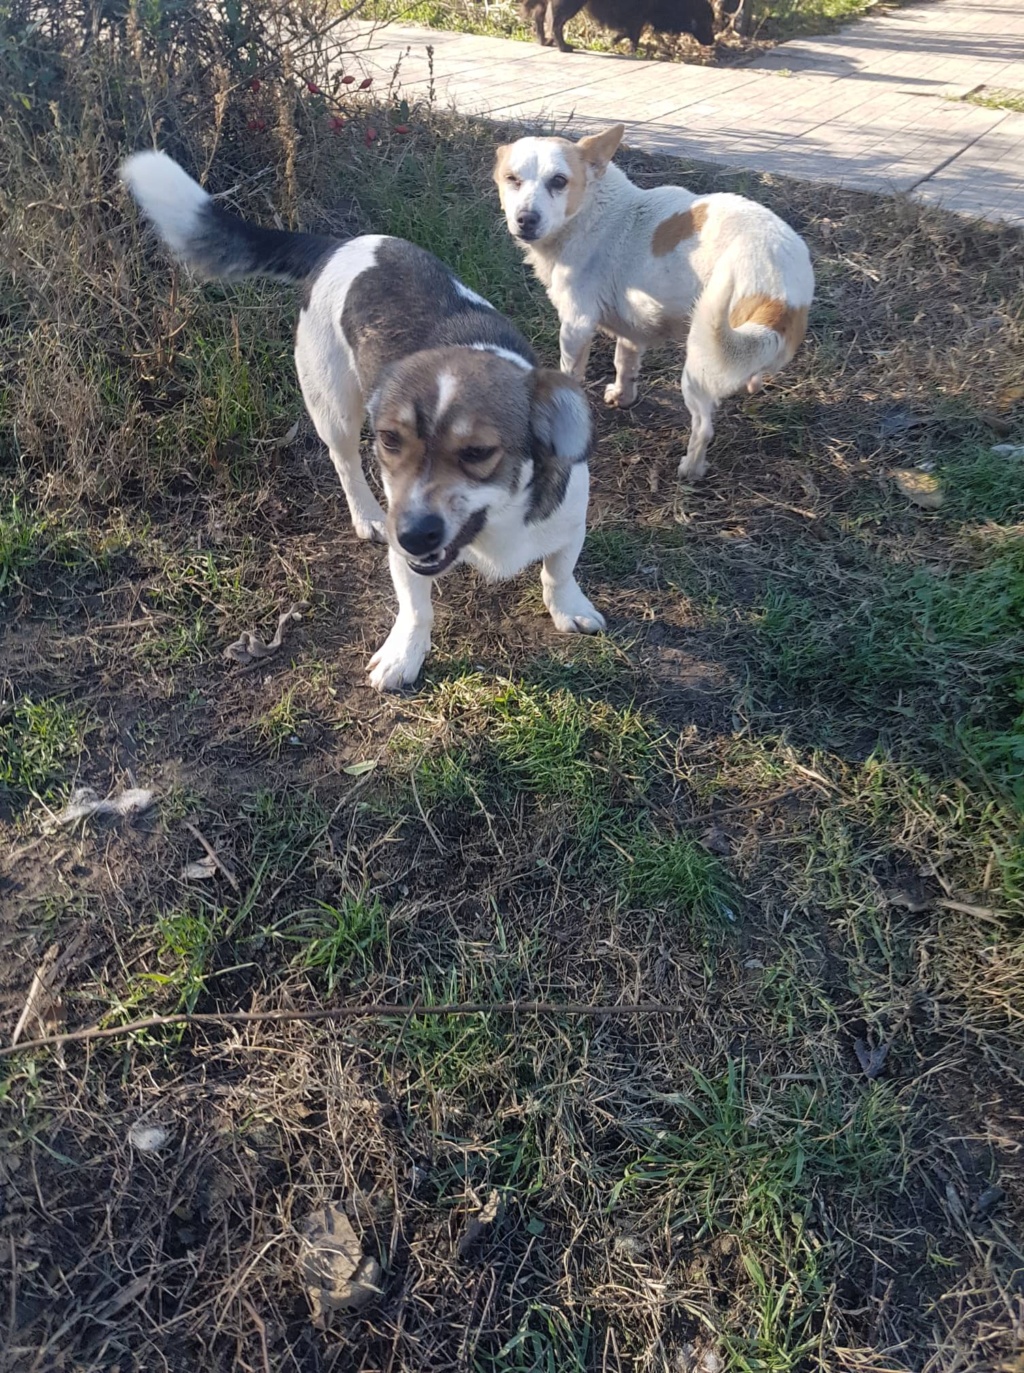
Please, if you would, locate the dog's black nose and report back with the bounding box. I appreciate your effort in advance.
[398,513,445,558]
[516,210,540,237]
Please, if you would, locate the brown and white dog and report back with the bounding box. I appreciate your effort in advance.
[120,152,604,691]
[493,124,814,480]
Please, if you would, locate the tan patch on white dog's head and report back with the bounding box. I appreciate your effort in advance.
[651,203,707,256]
[492,143,513,188]
[730,293,809,359]
[556,140,589,216]
[493,135,594,236]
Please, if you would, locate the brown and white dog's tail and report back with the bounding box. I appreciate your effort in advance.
[120,151,337,283]
[687,266,809,398]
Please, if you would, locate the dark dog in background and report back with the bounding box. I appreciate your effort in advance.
[522,0,716,53]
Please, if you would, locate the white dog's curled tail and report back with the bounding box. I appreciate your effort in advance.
[686,265,809,397]
[119,150,337,282]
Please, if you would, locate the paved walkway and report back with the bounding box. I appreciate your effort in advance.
[343,0,1024,226]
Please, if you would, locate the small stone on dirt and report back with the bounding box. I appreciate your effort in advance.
[129,1122,170,1152]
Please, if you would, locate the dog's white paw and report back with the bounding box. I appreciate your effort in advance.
[677,453,708,481]
[353,508,388,544]
[547,591,606,636]
[367,623,431,692]
[604,381,637,409]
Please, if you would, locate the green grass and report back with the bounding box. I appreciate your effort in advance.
[481,1303,592,1373]
[396,673,656,845]
[148,903,221,1011]
[962,87,1024,115]
[752,535,1024,755]
[0,697,85,806]
[614,1061,907,1367]
[284,894,389,989]
[618,828,736,935]
[940,443,1024,525]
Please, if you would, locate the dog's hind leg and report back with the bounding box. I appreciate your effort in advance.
[604,337,645,408]
[550,0,585,50]
[678,368,716,480]
[295,333,387,543]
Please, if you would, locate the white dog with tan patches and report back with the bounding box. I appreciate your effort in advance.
[494,124,814,480]
[120,151,604,692]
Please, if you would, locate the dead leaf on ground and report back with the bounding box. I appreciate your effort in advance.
[854,1038,890,1080]
[700,826,732,857]
[892,468,943,509]
[457,1187,505,1259]
[886,888,932,913]
[181,855,217,881]
[878,406,931,439]
[298,1204,381,1325]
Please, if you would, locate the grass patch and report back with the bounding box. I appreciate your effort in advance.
[396,673,656,845]
[751,535,1024,774]
[939,443,1024,525]
[618,828,736,936]
[962,86,1024,115]
[615,1062,907,1367]
[0,697,84,808]
[284,894,389,989]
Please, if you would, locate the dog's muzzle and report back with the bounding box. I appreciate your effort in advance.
[400,508,488,578]
[515,210,541,241]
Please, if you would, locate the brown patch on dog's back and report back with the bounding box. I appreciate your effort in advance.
[651,203,707,257]
[729,292,809,358]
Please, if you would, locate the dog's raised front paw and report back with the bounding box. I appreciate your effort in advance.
[367,623,431,692]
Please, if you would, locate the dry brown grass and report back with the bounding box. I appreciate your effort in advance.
[1,3,1024,1370]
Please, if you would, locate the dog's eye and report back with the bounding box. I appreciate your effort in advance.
[460,446,497,467]
[377,430,402,453]
[505,174,522,189]
[549,174,568,191]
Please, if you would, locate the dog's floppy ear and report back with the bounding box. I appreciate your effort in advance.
[576,123,625,174]
[530,369,592,464]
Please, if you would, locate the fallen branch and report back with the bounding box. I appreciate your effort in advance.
[0,999,687,1059]
[184,820,241,893]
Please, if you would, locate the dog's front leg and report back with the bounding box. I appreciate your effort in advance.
[367,547,434,691]
[329,446,388,544]
[541,528,606,636]
[559,319,595,381]
[605,337,645,408]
